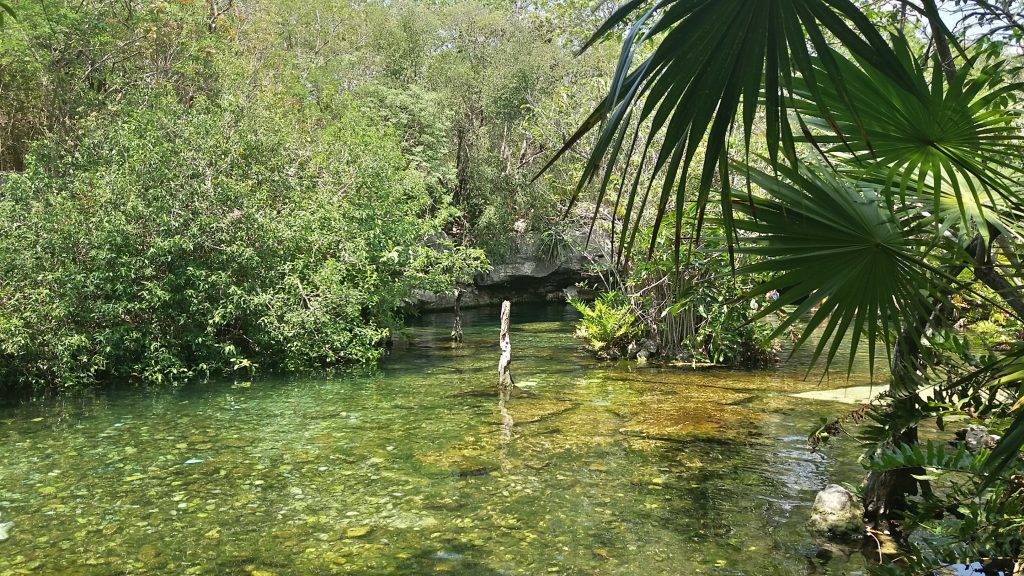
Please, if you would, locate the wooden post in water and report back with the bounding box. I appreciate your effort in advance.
[450,289,463,343]
[497,300,515,460]
[497,300,513,390]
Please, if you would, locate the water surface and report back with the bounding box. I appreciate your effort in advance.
[1,304,870,575]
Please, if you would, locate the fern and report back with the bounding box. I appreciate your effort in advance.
[568,294,641,352]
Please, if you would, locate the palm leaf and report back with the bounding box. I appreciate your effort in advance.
[537,0,917,259]
[868,440,984,476]
[792,43,1024,232]
[729,162,955,374]
[978,345,1024,484]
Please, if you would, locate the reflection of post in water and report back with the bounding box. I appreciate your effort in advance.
[450,289,463,344]
[498,387,513,444]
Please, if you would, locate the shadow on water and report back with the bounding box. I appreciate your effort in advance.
[359,544,506,576]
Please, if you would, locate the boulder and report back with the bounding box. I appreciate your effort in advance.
[472,228,610,294]
[406,208,616,311]
[404,288,497,311]
[634,339,659,364]
[807,484,864,540]
[626,341,640,359]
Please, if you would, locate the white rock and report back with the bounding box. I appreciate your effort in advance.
[807,484,864,540]
[960,426,1000,453]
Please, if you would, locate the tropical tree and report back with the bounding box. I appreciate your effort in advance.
[552,0,1024,571]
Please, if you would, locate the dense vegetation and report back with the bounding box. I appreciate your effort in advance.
[0,96,489,389]
[565,0,1024,573]
[0,0,786,390]
[4,0,1024,572]
[0,0,625,392]
[569,217,778,368]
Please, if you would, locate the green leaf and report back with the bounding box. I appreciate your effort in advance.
[868,440,982,475]
[792,43,1024,232]
[539,0,916,260]
[0,0,14,26]
[729,161,953,374]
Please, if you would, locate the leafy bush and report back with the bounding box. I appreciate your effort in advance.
[568,293,642,354]
[0,94,486,392]
[573,211,778,367]
[0,0,220,171]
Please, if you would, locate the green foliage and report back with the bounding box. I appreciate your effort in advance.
[232,0,616,262]
[0,0,221,170]
[576,211,778,367]
[862,428,1024,575]
[569,293,641,353]
[0,0,13,26]
[544,0,916,259]
[733,162,949,374]
[635,225,778,367]
[693,301,777,369]
[0,0,619,392]
[0,95,486,392]
[867,440,986,476]
[354,84,456,201]
[793,42,1024,233]
[565,2,1024,572]
[1,0,618,263]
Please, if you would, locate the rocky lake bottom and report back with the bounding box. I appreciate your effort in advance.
[0,304,873,575]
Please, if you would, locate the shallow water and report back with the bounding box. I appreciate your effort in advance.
[1,304,873,575]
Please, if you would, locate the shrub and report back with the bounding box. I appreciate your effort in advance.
[0,94,486,392]
[569,293,642,354]
[571,214,778,368]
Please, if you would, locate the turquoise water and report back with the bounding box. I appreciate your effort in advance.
[0,304,870,575]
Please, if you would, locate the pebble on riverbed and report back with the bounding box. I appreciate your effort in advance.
[0,513,12,542]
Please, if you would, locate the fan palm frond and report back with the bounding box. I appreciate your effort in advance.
[539,0,918,258]
[793,43,1024,234]
[730,162,955,373]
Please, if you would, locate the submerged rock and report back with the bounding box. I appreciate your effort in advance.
[807,484,864,540]
[0,515,11,542]
[385,511,439,530]
[617,387,757,443]
[344,526,372,538]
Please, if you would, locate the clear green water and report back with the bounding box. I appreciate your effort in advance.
[0,304,871,575]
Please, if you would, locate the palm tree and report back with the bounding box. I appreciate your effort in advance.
[548,0,1024,569]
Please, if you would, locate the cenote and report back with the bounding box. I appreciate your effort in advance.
[1,304,876,575]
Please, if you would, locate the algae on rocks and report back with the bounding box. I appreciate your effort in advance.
[807,484,864,540]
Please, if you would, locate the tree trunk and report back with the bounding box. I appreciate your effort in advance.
[920,0,957,82]
[974,234,1024,320]
[497,301,513,390]
[451,289,464,343]
[862,235,988,537]
[863,329,929,538]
